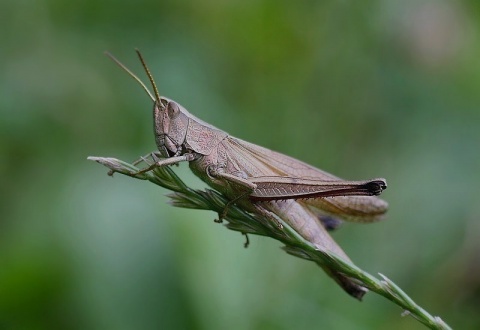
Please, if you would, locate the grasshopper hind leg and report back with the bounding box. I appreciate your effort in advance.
[318,216,343,231]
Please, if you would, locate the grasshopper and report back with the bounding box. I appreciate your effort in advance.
[105,50,388,299]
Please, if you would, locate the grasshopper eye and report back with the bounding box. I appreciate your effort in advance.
[166,101,180,118]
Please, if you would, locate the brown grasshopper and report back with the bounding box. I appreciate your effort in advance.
[105,50,388,299]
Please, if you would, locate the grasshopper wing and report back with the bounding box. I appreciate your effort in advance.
[224,137,388,222]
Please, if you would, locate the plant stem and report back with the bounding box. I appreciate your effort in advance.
[88,156,452,330]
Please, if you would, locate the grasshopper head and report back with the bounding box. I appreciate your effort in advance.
[105,50,190,157]
[153,98,188,156]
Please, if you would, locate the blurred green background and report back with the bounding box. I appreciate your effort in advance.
[1,0,479,329]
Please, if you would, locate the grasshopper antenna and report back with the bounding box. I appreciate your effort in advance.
[134,49,162,106]
[104,51,155,103]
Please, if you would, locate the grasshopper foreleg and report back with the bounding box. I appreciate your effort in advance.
[107,151,162,176]
[131,151,163,166]
[134,153,197,175]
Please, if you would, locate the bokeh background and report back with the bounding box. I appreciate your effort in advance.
[1,1,479,329]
